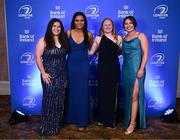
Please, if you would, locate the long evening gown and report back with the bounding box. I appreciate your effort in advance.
[40,46,67,135]
[67,34,90,127]
[97,35,120,127]
[122,37,146,129]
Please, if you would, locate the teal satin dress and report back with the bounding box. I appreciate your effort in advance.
[122,37,146,129]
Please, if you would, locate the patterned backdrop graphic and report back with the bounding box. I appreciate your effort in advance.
[5,0,180,116]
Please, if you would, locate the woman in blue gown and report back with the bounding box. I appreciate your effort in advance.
[66,12,93,131]
[122,16,149,134]
[36,18,68,135]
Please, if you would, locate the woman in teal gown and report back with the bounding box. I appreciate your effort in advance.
[122,16,149,135]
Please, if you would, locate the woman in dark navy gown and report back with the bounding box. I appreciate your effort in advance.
[66,12,93,131]
[36,18,68,135]
[88,18,122,128]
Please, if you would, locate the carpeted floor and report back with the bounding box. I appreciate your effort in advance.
[0,95,180,139]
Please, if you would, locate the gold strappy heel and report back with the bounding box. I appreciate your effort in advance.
[125,122,136,135]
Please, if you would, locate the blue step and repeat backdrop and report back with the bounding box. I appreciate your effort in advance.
[5,0,180,116]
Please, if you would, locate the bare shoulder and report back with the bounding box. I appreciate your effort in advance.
[138,32,147,40]
[95,36,101,41]
[117,35,122,41]
[36,37,46,49]
[138,32,148,50]
[66,30,71,37]
[93,36,100,45]
[117,35,122,46]
[37,37,45,44]
[95,35,101,39]
[88,31,93,36]
[88,31,93,39]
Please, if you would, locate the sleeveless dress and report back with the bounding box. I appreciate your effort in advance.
[97,35,120,127]
[67,34,90,127]
[40,46,67,135]
[122,37,146,129]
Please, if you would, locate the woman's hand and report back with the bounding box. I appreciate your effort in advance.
[42,73,52,84]
[137,69,144,78]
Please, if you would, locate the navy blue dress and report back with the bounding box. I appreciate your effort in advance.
[67,35,90,127]
[40,46,67,135]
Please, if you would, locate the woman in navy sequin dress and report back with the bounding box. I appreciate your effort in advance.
[36,18,68,135]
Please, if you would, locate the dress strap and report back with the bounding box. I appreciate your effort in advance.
[69,30,72,37]
[136,32,141,37]
[67,30,72,39]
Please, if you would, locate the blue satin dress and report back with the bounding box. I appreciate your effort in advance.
[67,35,90,127]
[122,37,146,129]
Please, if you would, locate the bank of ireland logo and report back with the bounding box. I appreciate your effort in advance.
[150,53,165,66]
[20,52,34,65]
[50,5,66,19]
[148,98,162,110]
[153,4,168,19]
[85,5,99,19]
[23,96,36,108]
[117,5,134,18]
[18,5,33,19]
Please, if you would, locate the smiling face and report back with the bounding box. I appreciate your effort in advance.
[102,19,113,34]
[124,18,135,33]
[52,21,61,36]
[74,15,85,30]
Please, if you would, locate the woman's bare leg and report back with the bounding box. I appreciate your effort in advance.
[125,79,139,134]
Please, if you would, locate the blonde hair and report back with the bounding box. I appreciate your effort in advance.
[99,17,118,43]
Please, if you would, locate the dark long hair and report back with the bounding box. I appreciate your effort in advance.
[123,16,137,29]
[44,18,68,50]
[71,12,89,47]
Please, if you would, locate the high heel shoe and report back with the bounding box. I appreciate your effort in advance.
[97,122,103,126]
[78,127,85,132]
[125,122,136,135]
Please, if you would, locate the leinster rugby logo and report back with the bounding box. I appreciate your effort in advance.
[20,52,34,65]
[150,53,165,66]
[18,5,33,19]
[23,96,36,108]
[148,98,162,110]
[153,4,168,19]
[85,5,99,19]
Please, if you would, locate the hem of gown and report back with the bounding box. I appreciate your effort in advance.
[67,121,89,127]
[40,128,61,136]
